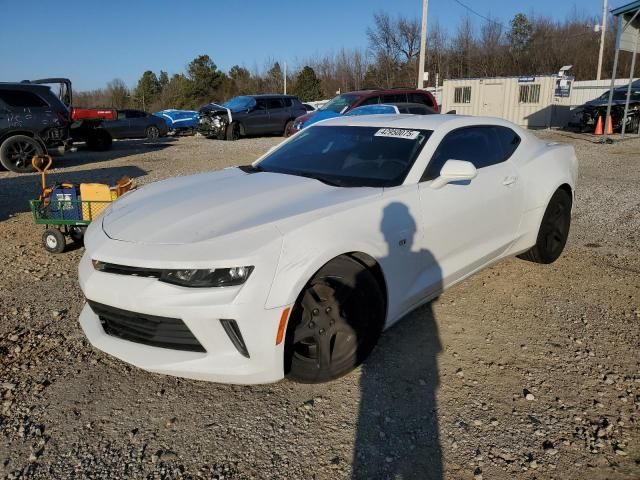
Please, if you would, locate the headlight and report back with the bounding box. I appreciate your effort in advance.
[160,266,254,288]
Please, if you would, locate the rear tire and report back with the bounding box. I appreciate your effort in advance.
[0,135,43,173]
[285,256,385,383]
[283,120,294,137]
[518,188,571,264]
[42,229,66,254]
[86,129,112,151]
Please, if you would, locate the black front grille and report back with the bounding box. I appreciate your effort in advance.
[88,301,205,353]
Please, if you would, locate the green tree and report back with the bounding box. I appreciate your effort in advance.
[292,66,322,101]
[265,62,283,93]
[158,70,169,90]
[106,78,129,108]
[134,70,160,110]
[186,54,223,102]
[507,13,533,63]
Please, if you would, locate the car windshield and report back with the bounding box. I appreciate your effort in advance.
[223,96,256,112]
[319,94,361,113]
[255,125,432,187]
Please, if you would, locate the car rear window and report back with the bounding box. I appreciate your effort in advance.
[0,89,48,108]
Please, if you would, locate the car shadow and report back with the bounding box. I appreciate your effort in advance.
[56,137,177,168]
[0,165,148,222]
[352,202,443,480]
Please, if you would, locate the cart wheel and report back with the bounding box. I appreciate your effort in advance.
[42,229,66,254]
[70,226,86,245]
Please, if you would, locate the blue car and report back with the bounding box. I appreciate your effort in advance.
[154,109,200,132]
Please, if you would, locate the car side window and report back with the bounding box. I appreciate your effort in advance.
[0,89,48,108]
[409,92,435,107]
[421,126,505,181]
[382,93,408,103]
[283,98,293,107]
[267,98,284,110]
[494,126,521,160]
[117,110,127,120]
[255,99,267,111]
[358,96,380,107]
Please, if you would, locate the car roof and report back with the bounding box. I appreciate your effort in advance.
[0,82,51,91]
[249,94,298,98]
[344,88,435,97]
[315,113,524,133]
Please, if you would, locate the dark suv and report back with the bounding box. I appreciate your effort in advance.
[287,88,439,135]
[0,83,70,172]
[198,94,307,140]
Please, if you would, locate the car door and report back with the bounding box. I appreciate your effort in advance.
[415,125,524,290]
[266,98,286,133]
[106,110,132,138]
[126,110,147,137]
[243,98,269,135]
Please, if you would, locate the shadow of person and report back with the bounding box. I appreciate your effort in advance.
[352,202,443,480]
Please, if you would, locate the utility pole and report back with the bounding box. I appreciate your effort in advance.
[417,0,429,89]
[597,0,608,80]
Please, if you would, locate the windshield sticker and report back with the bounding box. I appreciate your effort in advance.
[374,128,420,140]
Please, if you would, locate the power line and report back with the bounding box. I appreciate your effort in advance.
[450,0,599,41]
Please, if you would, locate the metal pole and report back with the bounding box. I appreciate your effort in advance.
[597,0,608,80]
[284,62,287,95]
[417,0,429,89]
[621,26,639,138]
[605,8,640,140]
[604,16,622,141]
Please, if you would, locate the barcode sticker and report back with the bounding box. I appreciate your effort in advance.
[374,128,420,140]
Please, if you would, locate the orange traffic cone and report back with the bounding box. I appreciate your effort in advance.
[606,115,613,134]
[594,115,603,135]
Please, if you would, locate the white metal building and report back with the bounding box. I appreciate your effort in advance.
[441,75,571,128]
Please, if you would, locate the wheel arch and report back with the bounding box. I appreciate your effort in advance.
[0,130,47,151]
[267,249,389,317]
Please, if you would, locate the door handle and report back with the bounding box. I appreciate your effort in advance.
[502,175,518,186]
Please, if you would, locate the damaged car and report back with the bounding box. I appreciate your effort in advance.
[570,80,640,133]
[198,95,306,140]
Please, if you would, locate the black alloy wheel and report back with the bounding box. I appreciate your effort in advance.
[286,256,385,383]
[0,135,42,173]
[519,188,572,264]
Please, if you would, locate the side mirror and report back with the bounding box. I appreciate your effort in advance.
[430,159,477,189]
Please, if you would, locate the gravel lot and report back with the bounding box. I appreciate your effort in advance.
[0,132,638,480]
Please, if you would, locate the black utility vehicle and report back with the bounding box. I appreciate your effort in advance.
[198,94,307,140]
[0,82,70,172]
[0,78,115,173]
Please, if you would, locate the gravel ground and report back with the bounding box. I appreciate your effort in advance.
[0,132,638,480]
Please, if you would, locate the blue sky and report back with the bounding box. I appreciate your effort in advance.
[0,0,622,91]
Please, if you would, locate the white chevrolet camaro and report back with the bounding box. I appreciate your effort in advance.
[79,114,577,384]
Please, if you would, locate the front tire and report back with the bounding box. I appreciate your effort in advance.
[146,125,160,139]
[42,229,66,254]
[226,122,240,141]
[0,135,43,173]
[518,188,571,264]
[285,256,385,383]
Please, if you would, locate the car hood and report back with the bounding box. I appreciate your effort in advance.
[303,110,341,127]
[102,168,380,245]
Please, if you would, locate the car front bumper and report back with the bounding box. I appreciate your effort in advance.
[78,242,291,385]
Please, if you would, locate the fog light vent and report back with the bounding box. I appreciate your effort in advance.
[220,319,250,358]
